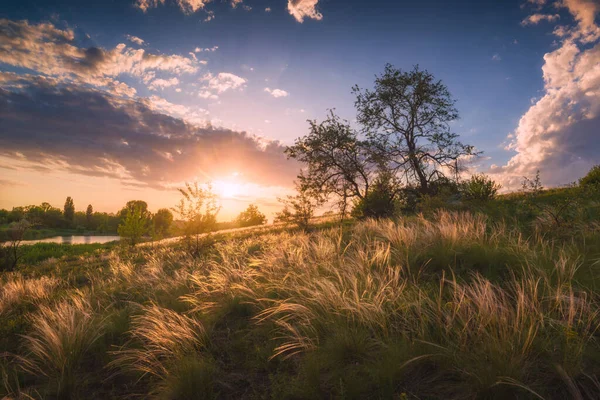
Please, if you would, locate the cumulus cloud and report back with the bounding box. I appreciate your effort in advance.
[521,13,560,25]
[0,19,198,97]
[264,87,289,98]
[201,72,247,94]
[287,0,322,23]
[492,0,600,188]
[125,34,145,45]
[0,74,298,188]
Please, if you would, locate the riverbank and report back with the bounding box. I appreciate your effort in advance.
[0,226,118,241]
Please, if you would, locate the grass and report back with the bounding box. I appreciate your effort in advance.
[1,194,600,398]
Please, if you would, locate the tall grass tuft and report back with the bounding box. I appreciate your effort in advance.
[0,274,60,315]
[111,304,210,397]
[17,292,102,398]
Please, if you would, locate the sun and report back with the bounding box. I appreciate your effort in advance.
[214,174,242,199]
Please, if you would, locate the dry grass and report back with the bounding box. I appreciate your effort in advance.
[2,211,600,398]
[0,274,60,315]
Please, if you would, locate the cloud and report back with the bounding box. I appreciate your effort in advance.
[264,87,289,98]
[148,77,179,90]
[521,14,560,26]
[194,46,218,52]
[0,74,298,189]
[125,34,145,45]
[265,7,271,12]
[287,0,322,23]
[134,0,210,14]
[492,53,501,61]
[493,0,600,189]
[0,19,198,97]
[201,72,247,94]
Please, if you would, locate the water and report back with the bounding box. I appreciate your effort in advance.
[18,235,121,246]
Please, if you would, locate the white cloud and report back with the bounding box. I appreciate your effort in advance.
[264,87,289,98]
[195,45,218,52]
[287,0,322,23]
[492,53,501,61]
[125,34,145,45]
[148,77,179,90]
[0,19,198,98]
[493,0,600,189]
[201,72,247,93]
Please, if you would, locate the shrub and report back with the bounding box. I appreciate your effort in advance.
[351,173,399,219]
[579,165,600,187]
[461,174,501,201]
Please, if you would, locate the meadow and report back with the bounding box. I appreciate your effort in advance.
[1,187,600,399]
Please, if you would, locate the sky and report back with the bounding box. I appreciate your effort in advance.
[0,0,599,220]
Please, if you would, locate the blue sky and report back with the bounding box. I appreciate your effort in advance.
[1,0,599,218]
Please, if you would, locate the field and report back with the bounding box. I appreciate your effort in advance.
[2,191,600,399]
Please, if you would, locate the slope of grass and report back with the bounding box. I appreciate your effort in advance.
[1,209,600,399]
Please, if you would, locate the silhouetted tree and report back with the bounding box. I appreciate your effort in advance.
[86,204,93,229]
[286,111,376,205]
[275,185,321,230]
[153,208,173,238]
[235,204,267,227]
[63,197,75,224]
[0,219,31,271]
[354,64,478,194]
[172,182,220,257]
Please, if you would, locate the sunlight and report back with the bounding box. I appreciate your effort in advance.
[214,175,242,199]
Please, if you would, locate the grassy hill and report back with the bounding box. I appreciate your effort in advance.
[1,191,600,399]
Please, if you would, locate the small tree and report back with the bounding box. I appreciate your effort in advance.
[1,219,31,271]
[153,208,174,238]
[85,204,93,229]
[63,197,75,225]
[172,182,220,258]
[461,174,501,201]
[235,204,267,227]
[274,186,320,230]
[117,204,149,247]
[579,165,600,187]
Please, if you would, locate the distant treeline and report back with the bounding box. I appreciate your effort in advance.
[0,196,269,241]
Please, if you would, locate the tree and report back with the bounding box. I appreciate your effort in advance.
[274,186,321,230]
[86,204,93,229]
[0,219,31,271]
[353,64,478,194]
[172,182,220,257]
[153,208,174,238]
[579,165,600,187]
[286,111,376,207]
[235,204,267,227]
[118,200,151,221]
[117,204,149,246]
[63,197,75,224]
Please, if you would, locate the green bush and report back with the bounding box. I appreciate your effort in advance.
[351,173,399,219]
[579,165,600,187]
[461,174,501,201]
